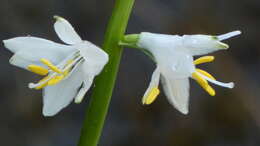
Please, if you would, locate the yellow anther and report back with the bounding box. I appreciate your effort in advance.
[28,65,48,76]
[193,56,215,65]
[205,85,216,96]
[40,58,62,74]
[35,76,51,90]
[196,69,216,80]
[192,72,208,88]
[48,75,65,86]
[192,72,216,96]
[143,87,160,105]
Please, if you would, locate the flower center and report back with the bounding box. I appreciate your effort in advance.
[27,52,83,89]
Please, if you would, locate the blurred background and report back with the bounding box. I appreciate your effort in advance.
[0,0,259,145]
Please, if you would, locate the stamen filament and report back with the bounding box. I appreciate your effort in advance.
[194,56,214,65]
[143,87,160,105]
[197,72,234,88]
[34,76,51,90]
[217,31,242,41]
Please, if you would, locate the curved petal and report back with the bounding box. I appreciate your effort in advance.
[142,67,160,104]
[77,41,109,75]
[42,63,84,116]
[4,37,75,67]
[161,75,190,115]
[54,16,82,45]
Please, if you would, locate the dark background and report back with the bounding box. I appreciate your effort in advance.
[0,0,259,146]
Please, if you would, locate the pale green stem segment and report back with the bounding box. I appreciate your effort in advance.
[77,0,135,146]
[120,34,155,62]
[119,34,140,48]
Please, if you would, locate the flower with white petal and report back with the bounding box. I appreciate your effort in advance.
[3,16,109,116]
[135,31,241,114]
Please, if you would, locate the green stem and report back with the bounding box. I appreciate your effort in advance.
[77,0,135,146]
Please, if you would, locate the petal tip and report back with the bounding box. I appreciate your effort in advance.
[42,107,58,117]
[179,108,189,115]
[53,15,64,22]
[43,111,55,117]
[218,42,229,49]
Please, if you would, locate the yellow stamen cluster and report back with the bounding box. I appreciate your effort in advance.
[192,56,216,96]
[27,58,73,90]
[143,87,160,105]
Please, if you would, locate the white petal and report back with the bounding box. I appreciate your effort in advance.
[142,67,160,104]
[76,41,109,75]
[42,64,84,116]
[161,76,190,114]
[182,34,229,56]
[137,32,182,54]
[54,16,82,45]
[4,37,75,67]
[9,51,44,70]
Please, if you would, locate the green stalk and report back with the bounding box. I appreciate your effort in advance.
[77,0,135,146]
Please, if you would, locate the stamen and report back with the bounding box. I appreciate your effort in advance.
[33,76,51,90]
[40,58,62,74]
[194,56,214,65]
[205,85,216,96]
[217,31,242,41]
[196,69,216,80]
[28,65,48,76]
[197,72,234,88]
[192,72,216,96]
[192,72,209,89]
[143,87,160,105]
[29,55,84,90]
[48,75,65,86]
[28,74,56,89]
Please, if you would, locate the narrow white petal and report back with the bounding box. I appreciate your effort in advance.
[217,31,242,41]
[54,16,82,45]
[161,76,190,115]
[142,67,160,104]
[4,37,75,66]
[42,64,84,116]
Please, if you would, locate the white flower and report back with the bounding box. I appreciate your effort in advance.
[3,16,109,116]
[137,31,241,114]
